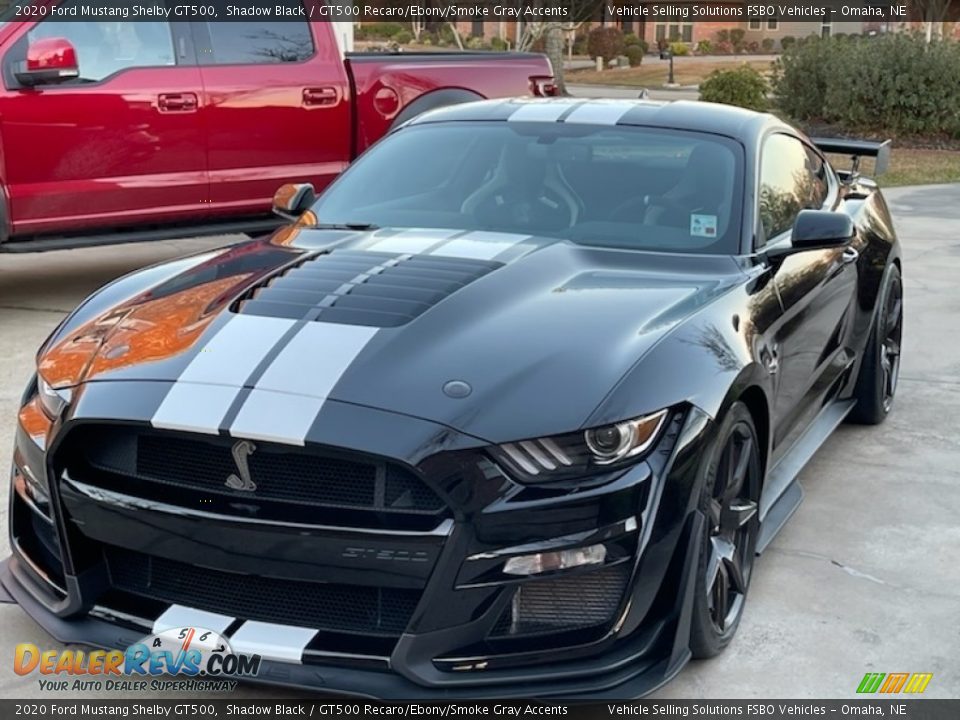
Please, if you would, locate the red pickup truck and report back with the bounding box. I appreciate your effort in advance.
[0,12,555,251]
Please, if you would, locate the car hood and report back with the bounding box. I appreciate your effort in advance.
[40,228,745,444]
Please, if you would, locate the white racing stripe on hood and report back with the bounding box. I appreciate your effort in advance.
[229,621,317,664]
[228,322,379,445]
[364,228,461,254]
[429,230,530,261]
[150,315,296,434]
[152,383,240,435]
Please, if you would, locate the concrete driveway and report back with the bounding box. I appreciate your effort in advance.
[0,184,957,699]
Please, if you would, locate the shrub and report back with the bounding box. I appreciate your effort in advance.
[746,40,760,54]
[625,45,644,67]
[623,32,641,47]
[780,36,796,50]
[587,26,625,66]
[730,28,746,51]
[714,40,734,55]
[656,37,670,52]
[761,38,775,53]
[772,33,960,137]
[361,22,405,40]
[715,29,730,44]
[670,42,690,57]
[466,36,489,50]
[696,39,713,55]
[394,30,412,45]
[699,65,769,111]
[490,36,508,51]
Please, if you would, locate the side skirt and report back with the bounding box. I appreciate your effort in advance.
[756,398,856,553]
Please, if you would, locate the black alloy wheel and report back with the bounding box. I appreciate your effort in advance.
[690,402,761,658]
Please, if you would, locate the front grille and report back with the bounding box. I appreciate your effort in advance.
[103,545,420,636]
[69,426,445,527]
[490,563,630,638]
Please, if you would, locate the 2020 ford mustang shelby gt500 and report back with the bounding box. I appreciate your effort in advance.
[3,99,902,697]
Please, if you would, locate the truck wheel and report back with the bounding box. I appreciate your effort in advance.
[389,89,483,131]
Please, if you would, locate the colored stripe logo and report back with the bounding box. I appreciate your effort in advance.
[857,672,933,694]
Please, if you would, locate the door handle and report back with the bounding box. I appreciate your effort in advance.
[303,86,340,107]
[841,247,859,264]
[158,92,198,112]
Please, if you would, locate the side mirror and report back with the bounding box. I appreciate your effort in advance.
[271,183,315,221]
[15,38,79,87]
[767,210,855,259]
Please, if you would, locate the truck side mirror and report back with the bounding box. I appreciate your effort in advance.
[15,38,80,87]
[272,183,316,222]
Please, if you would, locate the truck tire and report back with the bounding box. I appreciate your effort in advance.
[389,89,484,131]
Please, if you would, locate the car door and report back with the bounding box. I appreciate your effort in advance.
[760,134,860,456]
[190,12,351,218]
[0,9,207,237]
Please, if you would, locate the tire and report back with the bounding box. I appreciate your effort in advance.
[848,263,902,425]
[689,402,762,659]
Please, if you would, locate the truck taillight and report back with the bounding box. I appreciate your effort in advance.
[530,76,559,97]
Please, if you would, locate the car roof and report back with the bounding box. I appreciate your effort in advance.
[405,98,789,146]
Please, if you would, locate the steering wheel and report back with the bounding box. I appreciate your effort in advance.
[610,194,689,224]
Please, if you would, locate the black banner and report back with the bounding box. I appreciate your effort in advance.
[0,1,918,23]
[2,701,960,720]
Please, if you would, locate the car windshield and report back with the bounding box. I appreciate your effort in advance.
[312,121,744,254]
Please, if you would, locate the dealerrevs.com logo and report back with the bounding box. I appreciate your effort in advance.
[15,626,261,692]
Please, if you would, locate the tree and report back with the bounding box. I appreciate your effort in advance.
[544,23,566,94]
[913,0,954,40]
[411,20,426,42]
[512,0,602,95]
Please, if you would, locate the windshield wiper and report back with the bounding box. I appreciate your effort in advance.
[307,222,379,231]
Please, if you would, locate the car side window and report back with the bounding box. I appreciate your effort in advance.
[805,146,830,208]
[26,13,174,83]
[202,21,314,64]
[758,134,825,244]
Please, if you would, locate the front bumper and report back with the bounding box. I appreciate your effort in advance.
[4,380,713,698]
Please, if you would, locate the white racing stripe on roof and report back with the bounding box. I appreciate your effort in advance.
[429,231,530,261]
[229,621,317,664]
[364,228,460,254]
[563,101,639,126]
[152,605,235,635]
[507,102,580,123]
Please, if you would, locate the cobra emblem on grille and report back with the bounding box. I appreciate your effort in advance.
[225,440,257,492]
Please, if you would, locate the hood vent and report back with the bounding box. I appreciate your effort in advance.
[236,250,501,327]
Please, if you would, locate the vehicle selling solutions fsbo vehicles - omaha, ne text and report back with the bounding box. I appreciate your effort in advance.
[0,1,554,251]
[3,98,902,697]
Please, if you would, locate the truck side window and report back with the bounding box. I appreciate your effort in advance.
[26,18,174,83]
[203,22,314,64]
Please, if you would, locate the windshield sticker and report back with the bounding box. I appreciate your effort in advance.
[691,214,718,238]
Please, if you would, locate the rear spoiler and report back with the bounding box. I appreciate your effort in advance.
[812,137,892,177]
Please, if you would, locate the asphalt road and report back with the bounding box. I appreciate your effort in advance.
[0,184,957,699]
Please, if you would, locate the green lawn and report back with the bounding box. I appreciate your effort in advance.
[568,58,775,88]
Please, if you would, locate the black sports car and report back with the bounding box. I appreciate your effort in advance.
[3,99,902,697]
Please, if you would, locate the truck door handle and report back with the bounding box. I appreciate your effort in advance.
[303,87,340,107]
[158,93,198,112]
[841,247,859,264]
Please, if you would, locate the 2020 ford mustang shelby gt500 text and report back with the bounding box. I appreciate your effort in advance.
[3,99,902,697]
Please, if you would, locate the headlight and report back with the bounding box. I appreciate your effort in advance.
[37,374,70,420]
[491,409,669,484]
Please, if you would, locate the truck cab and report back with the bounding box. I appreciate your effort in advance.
[0,4,554,251]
